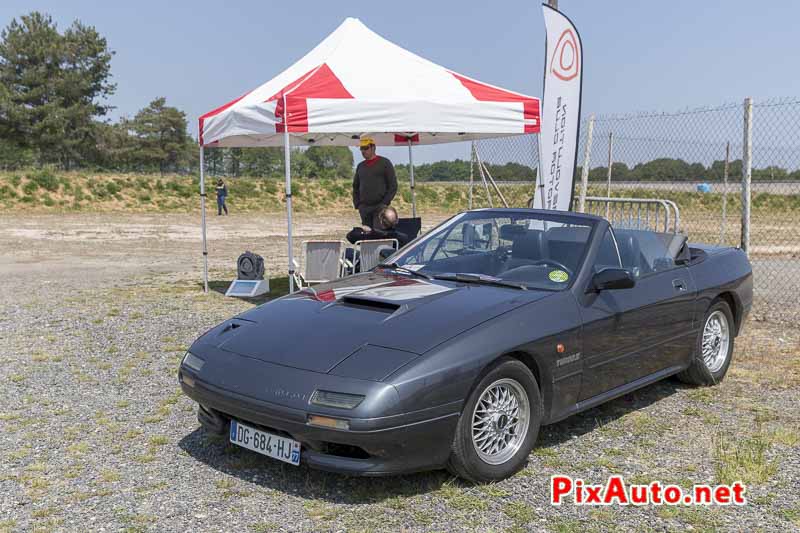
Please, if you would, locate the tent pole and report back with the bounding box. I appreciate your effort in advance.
[407,138,416,219]
[199,145,209,293]
[284,113,295,294]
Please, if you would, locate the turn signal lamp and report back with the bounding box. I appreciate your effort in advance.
[308,415,350,430]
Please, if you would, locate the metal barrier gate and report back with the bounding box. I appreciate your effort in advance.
[583,197,681,233]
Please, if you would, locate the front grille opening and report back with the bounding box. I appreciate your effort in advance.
[321,442,371,459]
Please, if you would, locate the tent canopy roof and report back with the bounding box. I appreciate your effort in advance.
[199,18,540,148]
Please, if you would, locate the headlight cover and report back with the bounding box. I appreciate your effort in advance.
[182,352,205,373]
[310,390,365,409]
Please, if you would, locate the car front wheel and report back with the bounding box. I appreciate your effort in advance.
[447,357,542,483]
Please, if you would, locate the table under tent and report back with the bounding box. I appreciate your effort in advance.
[197,17,541,293]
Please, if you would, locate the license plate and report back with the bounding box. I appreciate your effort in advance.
[229,420,301,466]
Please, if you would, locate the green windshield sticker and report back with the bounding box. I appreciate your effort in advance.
[549,270,569,283]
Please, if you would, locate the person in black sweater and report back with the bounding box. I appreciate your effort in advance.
[352,136,397,227]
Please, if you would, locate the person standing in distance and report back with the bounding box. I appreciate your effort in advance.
[352,136,397,228]
[215,178,228,216]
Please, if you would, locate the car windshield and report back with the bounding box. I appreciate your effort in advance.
[383,211,596,291]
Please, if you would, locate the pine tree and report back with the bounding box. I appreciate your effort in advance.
[0,12,115,168]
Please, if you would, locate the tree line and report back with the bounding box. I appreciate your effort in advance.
[583,158,800,182]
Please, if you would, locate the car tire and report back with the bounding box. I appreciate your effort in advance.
[677,299,735,386]
[447,357,542,483]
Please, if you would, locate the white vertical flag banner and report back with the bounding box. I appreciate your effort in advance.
[534,3,583,211]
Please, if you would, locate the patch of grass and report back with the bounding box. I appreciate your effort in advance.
[626,411,671,437]
[67,442,89,455]
[687,387,717,404]
[118,512,157,530]
[504,501,536,525]
[592,456,621,473]
[28,169,60,192]
[749,406,779,424]
[549,517,584,533]
[781,507,800,527]
[479,483,510,498]
[123,428,143,440]
[31,506,59,519]
[769,426,800,447]
[134,453,156,463]
[8,446,32,460]
[713,429,778,485]
[100,469,120,482]
[249,521,278,533]
[148,435,169,446]
[303,501,340,522]
[438,483,489,513]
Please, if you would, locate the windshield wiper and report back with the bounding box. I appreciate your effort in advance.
[377,262,433,280]
[433,273,528,290]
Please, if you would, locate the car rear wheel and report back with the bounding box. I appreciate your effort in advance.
[447,357,542,483]
[677,299,735,386]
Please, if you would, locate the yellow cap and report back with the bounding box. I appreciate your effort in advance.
[359,136,375,147]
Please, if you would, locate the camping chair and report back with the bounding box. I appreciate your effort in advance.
[355,239,399,272]
[299,240,352,287]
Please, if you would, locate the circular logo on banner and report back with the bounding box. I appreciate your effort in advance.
[550,29,580,81]
[549,270,569,283]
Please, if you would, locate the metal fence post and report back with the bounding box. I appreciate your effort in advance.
[741,97,753,254]
[578,114,595,212]
[605,131,613,219]
[719,141,729,245]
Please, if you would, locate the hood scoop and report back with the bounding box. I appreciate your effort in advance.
[340,296,401,313]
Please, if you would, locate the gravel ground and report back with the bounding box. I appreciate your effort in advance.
[0,212,798,533]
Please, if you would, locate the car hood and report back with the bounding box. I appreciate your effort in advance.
[194,272,553,376]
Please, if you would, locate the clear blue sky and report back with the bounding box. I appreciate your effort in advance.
[1,0,797,163]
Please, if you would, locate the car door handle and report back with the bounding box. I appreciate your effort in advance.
[672,279,687,292]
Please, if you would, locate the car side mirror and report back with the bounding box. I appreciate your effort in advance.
[589,268,636,292]
[378,247,395,260]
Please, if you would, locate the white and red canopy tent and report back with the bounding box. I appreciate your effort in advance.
[197,17,540,292]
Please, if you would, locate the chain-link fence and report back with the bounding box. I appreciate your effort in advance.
[473,97,800,320]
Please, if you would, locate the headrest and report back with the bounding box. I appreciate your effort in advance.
[500,224,527,241]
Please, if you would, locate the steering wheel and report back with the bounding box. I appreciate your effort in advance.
[530,259,572,275]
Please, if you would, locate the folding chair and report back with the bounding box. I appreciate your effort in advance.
[355,238,399,272]
[300,240,352,286]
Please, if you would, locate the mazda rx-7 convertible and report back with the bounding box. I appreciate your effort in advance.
[179,209,752,482]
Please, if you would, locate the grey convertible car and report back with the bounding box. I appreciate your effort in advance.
[179,209,752,482]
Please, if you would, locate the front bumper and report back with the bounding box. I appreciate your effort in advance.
[179,371,460,476]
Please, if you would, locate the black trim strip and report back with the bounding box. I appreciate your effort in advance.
[548,364,685,424]
[552,369,582,383]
